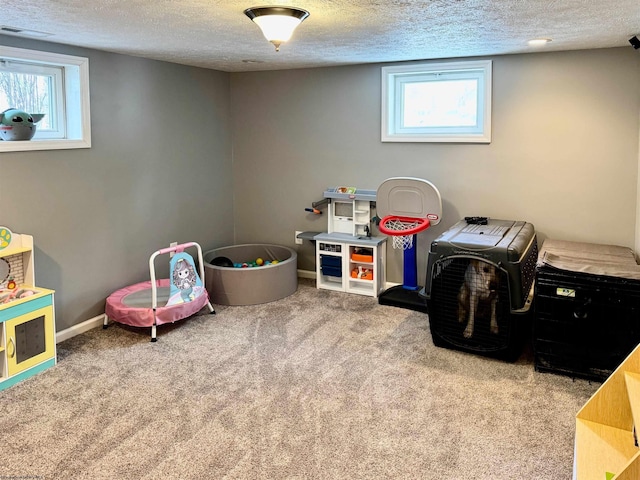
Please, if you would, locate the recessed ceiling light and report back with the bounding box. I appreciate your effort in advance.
[528,38,552,47]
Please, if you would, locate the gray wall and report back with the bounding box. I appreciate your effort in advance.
[2,37,639,331]
[231,48,640,282]
[0,36,234,331]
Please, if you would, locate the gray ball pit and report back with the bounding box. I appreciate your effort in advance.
[203,244,298,306]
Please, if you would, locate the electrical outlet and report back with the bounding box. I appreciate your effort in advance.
[295,231,303,245]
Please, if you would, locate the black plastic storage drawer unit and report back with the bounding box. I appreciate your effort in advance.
[534,239,640,382]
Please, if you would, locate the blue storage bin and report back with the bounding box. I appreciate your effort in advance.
[320,255,341,268]
[321,266,342,277]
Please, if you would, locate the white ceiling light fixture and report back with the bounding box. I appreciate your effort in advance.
[244,6,310,52]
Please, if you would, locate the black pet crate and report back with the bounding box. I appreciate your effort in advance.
[534,239,640,382]
[421,219,538,361]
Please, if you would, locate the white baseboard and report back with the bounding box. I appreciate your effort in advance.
[56,314,105,344]
[297,269,316,279]
[54,273,318,344]
[55,273,400,344]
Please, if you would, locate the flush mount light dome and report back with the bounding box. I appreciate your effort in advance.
[244,6,310,52]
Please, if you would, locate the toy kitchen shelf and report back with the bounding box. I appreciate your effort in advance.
[0,232,56,392]
[324,187,376,238]
[315,233,387,298]
[307,187,387,297]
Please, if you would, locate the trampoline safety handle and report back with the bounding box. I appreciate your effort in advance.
[149,242,205,309]
[156,242,196,255]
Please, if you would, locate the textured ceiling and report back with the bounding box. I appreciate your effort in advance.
[1,0,639,72]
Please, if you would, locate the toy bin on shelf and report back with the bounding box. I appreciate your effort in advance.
[0,232,56,391]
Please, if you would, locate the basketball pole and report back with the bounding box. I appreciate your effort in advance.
[378,231,428,313]
[403,234,419,290]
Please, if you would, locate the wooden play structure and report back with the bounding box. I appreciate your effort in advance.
[573,342,640,479]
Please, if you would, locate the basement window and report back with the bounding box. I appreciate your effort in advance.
[381,60,492,143]
[0,46,91,152]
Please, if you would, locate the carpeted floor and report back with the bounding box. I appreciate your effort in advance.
[0,278,597,479]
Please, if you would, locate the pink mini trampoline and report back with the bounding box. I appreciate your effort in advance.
[104,242,215,341]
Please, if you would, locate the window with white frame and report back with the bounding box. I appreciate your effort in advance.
[381,60,492,143]
[0,46,91,152]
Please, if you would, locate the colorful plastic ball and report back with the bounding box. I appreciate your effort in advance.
[256,257,264,266]
[211,256,234,268]
[242,263,248,268]
[272,260,279,265]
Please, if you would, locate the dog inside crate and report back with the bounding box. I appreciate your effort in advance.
[458,259,499,338]
[430,257,511,350]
